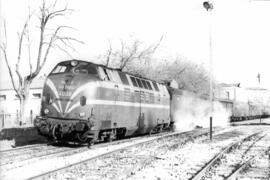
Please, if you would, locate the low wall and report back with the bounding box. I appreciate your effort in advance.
[0,127,47,147]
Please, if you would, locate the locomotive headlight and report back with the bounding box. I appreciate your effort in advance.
[79,112,86,117]
[44,108,49,114]
[80,96,86,106]
[71,60,78,66]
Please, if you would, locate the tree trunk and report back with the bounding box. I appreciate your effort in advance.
[19,81,31,125]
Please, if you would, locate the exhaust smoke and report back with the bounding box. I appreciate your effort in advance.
[172,92,231,132]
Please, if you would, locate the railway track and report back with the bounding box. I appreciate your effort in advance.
[0,131,175,174]
[0,144,45,153]
[27,128,231,180]
[227,141,270,180]
[0,144,73,166]
[0,130,173,167]
[122,126,270,180]
[190,131,269,180]
[1,128,218,180]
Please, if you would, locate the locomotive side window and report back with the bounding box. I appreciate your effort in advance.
[98,67,109,80]
[105,69,120,82]
[141,80,149,90]
[146,81,153,90]
[136,78,143,88]
[112,70,122,83]
[152,82,159,91]
[130,77,138,87]
[118,72,129,85]
[103,69,110,81]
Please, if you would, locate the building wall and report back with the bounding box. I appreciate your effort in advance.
[0,88,43,127]
[214,86,235,101]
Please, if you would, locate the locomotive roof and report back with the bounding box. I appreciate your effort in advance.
[58,59,162,84]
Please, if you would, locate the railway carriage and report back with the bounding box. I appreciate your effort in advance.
[34,60,171,144]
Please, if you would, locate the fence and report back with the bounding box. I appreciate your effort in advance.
[0,110,38,129]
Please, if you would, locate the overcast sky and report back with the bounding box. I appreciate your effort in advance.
[1,0,270,89]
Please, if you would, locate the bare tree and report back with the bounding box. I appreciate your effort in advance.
[134,57,211,95]
[102,36,163,70]
[0,0,82,123]
[100,37,210,95]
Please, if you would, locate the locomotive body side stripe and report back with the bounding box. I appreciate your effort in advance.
[65,81,98,113]
[65,81,169,113]
[66,99,170,114]
[46,77,170,114]
[46,79,63,113]
[52,102,61,113]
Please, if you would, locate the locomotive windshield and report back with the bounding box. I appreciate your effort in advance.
[50,61,98,75]
[74,62,98,75]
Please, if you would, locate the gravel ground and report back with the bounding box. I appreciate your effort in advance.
[44,127,235,180]
[127,126,270,180]
[1,125,269,180]
[1,131,184,180]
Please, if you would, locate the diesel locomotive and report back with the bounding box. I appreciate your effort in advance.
[34,60,173,145]
[34,60,270,145]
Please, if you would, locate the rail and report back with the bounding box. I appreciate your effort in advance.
[190,131,262,180]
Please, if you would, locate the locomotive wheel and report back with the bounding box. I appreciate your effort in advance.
[77,133,88,143]
[87,140,94,148]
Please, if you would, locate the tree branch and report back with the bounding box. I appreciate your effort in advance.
[34,1,75,78]
[105,39,112,66]
[16,18,30,89]
[0,21,20,97]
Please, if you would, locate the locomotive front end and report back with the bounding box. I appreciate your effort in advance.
[34,60,100,143]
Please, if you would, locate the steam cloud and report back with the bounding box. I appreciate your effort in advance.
[172,92,231,131]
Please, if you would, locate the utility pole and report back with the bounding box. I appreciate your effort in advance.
[257,73,262,123]
[203,1,214,140]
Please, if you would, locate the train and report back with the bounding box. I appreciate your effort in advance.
[34,60,172,145]
[34,60,270,145]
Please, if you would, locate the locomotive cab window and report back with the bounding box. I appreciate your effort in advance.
[51,65,68,74]
[50,61,73,74]
[74,63,98,75]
